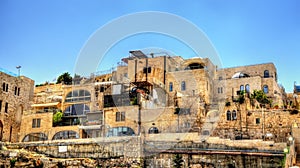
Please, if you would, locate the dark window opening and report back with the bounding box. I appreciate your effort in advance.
[185,63,204,70]
[143,67,151,73]
[4,103,8,113]
[116,112,125,122]
[181,81,186,91]
[264,70,270,78]
[227,110,231,121]
[148,127,159,134]
[169,82,173,92]
[32,118,41,128]
[52,130,79,140]
[5,84,8,92]
[17,88,20,96]
[2,83,5,91]
[14,87,17,95]
[202,130,210,136]
[256,118,260,124]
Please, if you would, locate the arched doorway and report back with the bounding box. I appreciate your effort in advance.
[0,120,3,141]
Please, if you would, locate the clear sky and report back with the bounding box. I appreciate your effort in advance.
[0,0,299,92]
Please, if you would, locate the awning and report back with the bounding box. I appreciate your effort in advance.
[31,102,59,107]
[79,125,102,130]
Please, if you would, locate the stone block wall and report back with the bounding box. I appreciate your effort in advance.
[0,72,34,142]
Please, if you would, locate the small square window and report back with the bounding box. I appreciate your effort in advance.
[256,118,260,124]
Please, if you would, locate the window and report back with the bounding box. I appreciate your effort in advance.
[107,126,135,137]
[232,110,237,120]
[181,81,186,91]
[245,84,250,93]
[169,82,173,92]
[202,130,210,136]
[4,103,8,113]
[32,119,41,128]
[116,112,125,122]
[52,131,79,140]
[0,100,2,112]
[14,87,17,95]
[64,104,90,116]
[2,83,8,92]
[226,110,231,121]
[264,70,270,78]
[148,127,159,134]
[65,90,91,102]
[22,133,47,142]
[256,118,260,124]
[263,85,269,94]
[143,67,151,73]
[17,88,20,96]
[218,87,223,94]
[240,85,244,91]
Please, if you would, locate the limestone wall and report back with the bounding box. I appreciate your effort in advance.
[0,72,34,142]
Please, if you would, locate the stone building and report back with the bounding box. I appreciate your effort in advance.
[19,51,291,144]
[0,69,34,142]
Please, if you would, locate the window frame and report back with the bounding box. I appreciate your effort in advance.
[263,85,269,94]
[226,110,231,121]
[181,81,186,91]
[264,70,270,78]
[169,82,173,92]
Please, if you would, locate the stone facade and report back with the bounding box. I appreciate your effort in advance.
[0,71,34,142]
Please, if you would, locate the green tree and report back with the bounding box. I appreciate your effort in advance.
[251,90,270,105]
[56,72,72,85]
[53,111,63,124]
[173,154,184,168]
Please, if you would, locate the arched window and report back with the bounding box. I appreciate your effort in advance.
[232,110,237,120]
[107,126,135,137]
[52,130,79,140]
[263,85,269,94]
[65,90,91,102]
[64,104,90,116]
[226,110,231,121]
[169,82,173,92]
[148,127,159,134]
[0,120,3,141]
[22,133,48,142]
[264,70,270,78]
[181,81,186,91]
[240,85,244,91]
[245,84,250,93]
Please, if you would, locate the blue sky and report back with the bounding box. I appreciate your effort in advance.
[0,0,299,92]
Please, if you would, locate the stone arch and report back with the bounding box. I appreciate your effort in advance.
[22,133,48,142]
[52,130,79,140]
[65,89,91,102]
[148,127,159,134]
[0,120,3,141]
[107,126,135,137]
